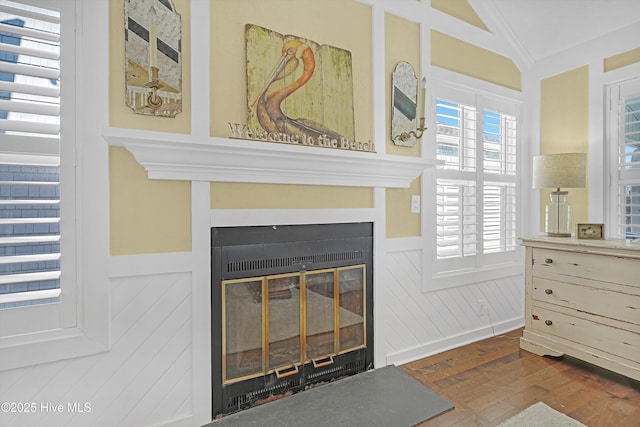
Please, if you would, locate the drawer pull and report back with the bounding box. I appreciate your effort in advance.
[545,320,553,326]
[545,289,553,295]
[545,258,553,264]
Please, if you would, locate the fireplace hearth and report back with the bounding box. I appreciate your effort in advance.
[211,223,374,417]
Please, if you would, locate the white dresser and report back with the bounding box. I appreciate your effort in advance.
[520,236,640,381]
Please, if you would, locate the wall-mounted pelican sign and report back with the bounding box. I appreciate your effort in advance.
[244,24,362,151]
[124,0,182,117]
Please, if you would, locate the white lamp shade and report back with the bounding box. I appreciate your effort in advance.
[532,153,587,189]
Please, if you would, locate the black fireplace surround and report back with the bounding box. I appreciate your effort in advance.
[211,222,374,417]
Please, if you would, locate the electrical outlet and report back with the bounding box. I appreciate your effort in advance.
[411,195,421,213]
[478,299,487,315]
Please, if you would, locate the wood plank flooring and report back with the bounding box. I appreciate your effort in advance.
[401,329,640,427]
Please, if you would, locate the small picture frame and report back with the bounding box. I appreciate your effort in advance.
[577,223,604,239]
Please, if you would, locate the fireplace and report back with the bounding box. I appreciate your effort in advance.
[211,222,374,416]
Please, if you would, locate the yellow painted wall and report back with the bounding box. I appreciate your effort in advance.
[539,66,589,233]
[604,47,640,72]
[209,0,373,210]
[109,0,192,255]
[387,177,421,238]
[385,13,421,158]
[109,147,192,255]
[431,30,521,91]
[385,12,422,238]
[211,183,372,209]
[431,0,490,32]
[107,0,524,251]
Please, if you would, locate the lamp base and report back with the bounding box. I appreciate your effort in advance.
[545,191,572,237]
[546,231,572,237]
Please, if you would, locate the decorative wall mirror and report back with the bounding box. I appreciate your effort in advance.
[391,61,425,147]
[124,0,182,117]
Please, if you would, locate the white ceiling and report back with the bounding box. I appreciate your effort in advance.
[477,0,640,64]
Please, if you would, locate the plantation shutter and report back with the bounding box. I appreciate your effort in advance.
[0,0,61,308]
[436,99,478,265]
[614,80,640,239]
[435,92,518,272]
[482,107,517,254]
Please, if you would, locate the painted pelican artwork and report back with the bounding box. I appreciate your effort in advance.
[246,24,355,144]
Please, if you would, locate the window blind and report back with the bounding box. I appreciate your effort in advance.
[482,108,517,254]
[0,0,61,309]
[435,95,518,266]
[619,92,640,239]
[483,182,516,254]
[436,180,478,259]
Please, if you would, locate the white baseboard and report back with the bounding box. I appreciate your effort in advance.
[385,317,524,366]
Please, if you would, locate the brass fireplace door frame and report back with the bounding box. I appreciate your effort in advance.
[221,264,366,384]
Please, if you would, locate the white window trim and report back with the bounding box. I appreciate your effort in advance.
[423,79,524,291]
[606,75,640,240]
[0,0,109,371]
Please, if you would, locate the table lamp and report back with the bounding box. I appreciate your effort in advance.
[532,153,586,237]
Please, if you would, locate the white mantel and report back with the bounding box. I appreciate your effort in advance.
[103,127,440,188]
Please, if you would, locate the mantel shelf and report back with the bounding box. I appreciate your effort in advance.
[103,127,442,188]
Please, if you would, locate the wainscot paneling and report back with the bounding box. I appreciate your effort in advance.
[0,272,193,427]
[379,245,524,366]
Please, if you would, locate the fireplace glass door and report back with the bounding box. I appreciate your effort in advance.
[338,266,366,351]
[222,265,365,384]
[267,274,301,375]
[305,269,336,362]
[222,278,263,382]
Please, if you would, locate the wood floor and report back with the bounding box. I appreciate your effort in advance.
[401,329,640,427]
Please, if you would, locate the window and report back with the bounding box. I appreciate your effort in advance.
[0,0,61,310]
[432,85,520,280]
[0,0,108,370]
[607,77,640,240]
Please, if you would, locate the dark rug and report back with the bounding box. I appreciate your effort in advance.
[206,365,453,427]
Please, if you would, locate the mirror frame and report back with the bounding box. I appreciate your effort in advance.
[124,0,183,117]
[391,61,418,147]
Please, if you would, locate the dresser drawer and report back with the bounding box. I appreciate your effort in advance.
[532,248,639,286]
[522,237,640,380]
[532,276,640,325]
[530,306,640,363]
